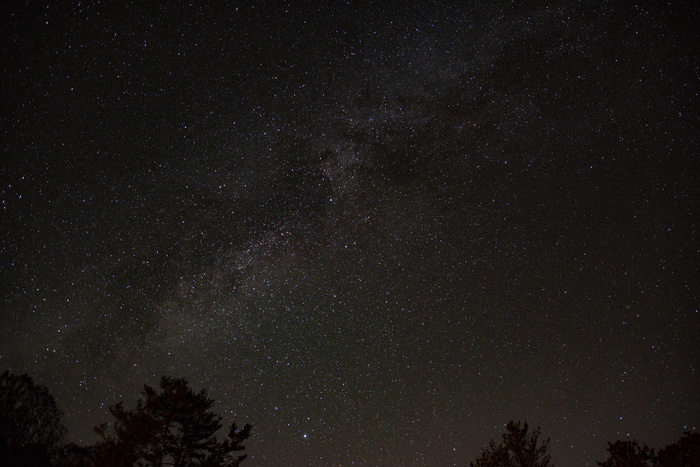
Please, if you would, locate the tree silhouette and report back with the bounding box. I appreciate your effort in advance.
[597,440,657,467]
[658,432,700,467]
[52,442,97,467]
[94,376,251,467]
[469,420,554,467]
[597,432,700,467]
[0,370,67,466]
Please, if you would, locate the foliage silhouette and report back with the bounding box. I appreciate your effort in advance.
[94,376,251,467]
[657,431,700,467]
[52,442,97,467]
[597,432,700,467]
[0,370,67,466]
[597,440,656,467]
[469,420,554,467]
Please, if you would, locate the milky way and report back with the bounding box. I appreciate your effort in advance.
[1,2,698,465]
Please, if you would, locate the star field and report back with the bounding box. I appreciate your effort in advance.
[1,2,698,466]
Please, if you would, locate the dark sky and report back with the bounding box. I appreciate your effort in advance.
[1,1,698,465]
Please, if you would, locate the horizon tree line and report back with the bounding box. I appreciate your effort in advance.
[1,370,698,466]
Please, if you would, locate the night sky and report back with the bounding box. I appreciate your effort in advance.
[1,1,698,466]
